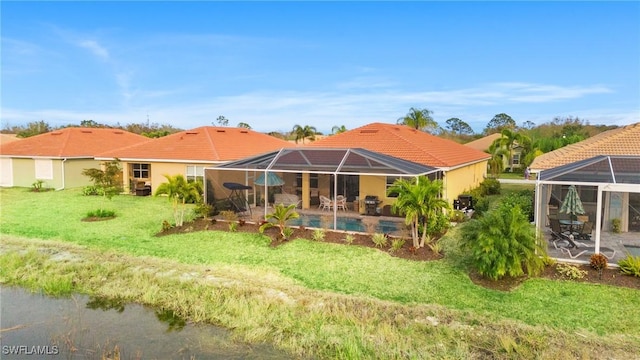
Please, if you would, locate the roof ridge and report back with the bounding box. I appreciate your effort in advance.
[57,128,74,157]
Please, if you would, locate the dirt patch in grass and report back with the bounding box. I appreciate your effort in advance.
[159,218,640,291]
[81,216,116,222]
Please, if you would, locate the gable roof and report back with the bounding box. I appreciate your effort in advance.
[530,122,640,171]
[307,122,490,168]
[0,127,149,158]
[464,133,501,152]
[97,126,293,163]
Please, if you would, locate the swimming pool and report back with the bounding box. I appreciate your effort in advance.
[623,245,640,257]
[289,214,402,234]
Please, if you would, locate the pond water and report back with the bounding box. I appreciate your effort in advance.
[0,286,289,359]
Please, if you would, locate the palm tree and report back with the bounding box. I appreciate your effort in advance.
[397,107,439,134]
[259,203,299,240]
[291,124,318,144]
[331,125,347,134]
[155,174,201,227]
[388,176,448,248]
[499,128,520,172]
[487,139,508,178]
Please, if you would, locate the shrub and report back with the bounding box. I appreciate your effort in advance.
[31,179,48,192]
[459,203,545,280]
[371,233,388,248]
[193,202,213,218]
[162,220,173,232]
[611,218,621,233]
[389,238,405,253]
[618,255,640,277]
[86,209,116,218]
[258,204,299,241]
[424,211,450,237]
[556,263,587,280]
[228,222,238,232]
[502,191,534,222]
[471,196,490,217]
[282,227,294,240]
[82,185,104,196]
[590,253,608,279]
[344,234,355,244]
[219,210,238,222]
[449,210,467,223]
[312,229,326,242]
[428,241,443,256]
[479,178,501,195]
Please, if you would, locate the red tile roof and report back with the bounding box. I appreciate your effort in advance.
[530,122,640,171]
[464,133,501,152]
[307,122,490,168]
[97,126,293,162]
[0,128,149,158]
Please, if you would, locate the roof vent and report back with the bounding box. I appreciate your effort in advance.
[240,130,248,133]
[81,130,93,133]
[113,131,124,134]
[216,129,226,133]
[186,131,198,135]
[360,129,378,134]
[51,132,63,135]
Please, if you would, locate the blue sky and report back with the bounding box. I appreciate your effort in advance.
[2,1,639,134]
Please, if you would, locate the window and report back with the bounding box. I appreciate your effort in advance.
[186,165,205,183]
[512,153,520,165]
[386,176,400,198]
[132,163,150,179]
[35,159,53,180]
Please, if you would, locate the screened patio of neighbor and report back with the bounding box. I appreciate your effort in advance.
[204,147,443,232]
[534,155,640,265]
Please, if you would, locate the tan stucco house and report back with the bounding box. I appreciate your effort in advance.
[96,126,293,198]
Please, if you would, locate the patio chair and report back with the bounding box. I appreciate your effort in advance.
[335,195,347,211]
[558,235,616,260]
[319,195,332,211]
[577,221,593,241]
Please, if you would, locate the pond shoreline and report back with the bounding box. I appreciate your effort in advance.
[1,235,639,359]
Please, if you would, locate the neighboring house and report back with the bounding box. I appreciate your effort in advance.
[305,122,490,207]
[529,122,640,251]
[0,128,149,189]
[530,122,640,173]
[96,126,292,198]
[0,134,21,146]
[465,133,524,171]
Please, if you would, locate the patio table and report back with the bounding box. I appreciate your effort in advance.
[559,219,584,233]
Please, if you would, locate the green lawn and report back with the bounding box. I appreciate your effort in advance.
[1,187,639,357]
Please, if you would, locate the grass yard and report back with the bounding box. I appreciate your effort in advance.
[1,187,639,358]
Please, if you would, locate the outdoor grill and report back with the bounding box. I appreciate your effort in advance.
[364,195,381,216]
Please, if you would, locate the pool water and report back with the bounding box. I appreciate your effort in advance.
[289,215,402,234]
[624,245,640,256]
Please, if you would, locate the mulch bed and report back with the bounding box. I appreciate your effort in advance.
[158,218,640,291]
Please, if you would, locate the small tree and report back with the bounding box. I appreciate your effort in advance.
[387,176,448,249]
[155,174,201,227]
[460,203,546,280]
[259,203,299,240]
[82,160,123,201]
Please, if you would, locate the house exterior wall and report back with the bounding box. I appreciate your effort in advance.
[64,159,103,188]
[444,160,488,203]
[122,161,220,194]
[0,158,97,189]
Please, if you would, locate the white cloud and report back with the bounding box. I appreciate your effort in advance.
[78,40,109,60]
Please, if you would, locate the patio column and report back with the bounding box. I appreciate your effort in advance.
[595,185,603,252]
[302,173,310,209]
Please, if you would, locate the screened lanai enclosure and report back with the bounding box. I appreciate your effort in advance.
[204,147,443,232]
[535,155,640,264]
